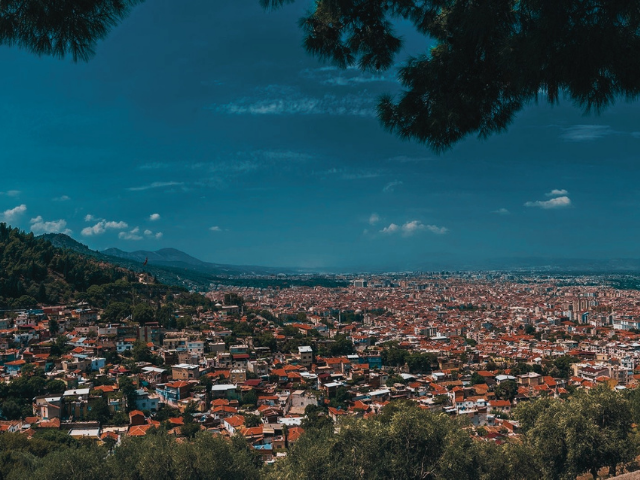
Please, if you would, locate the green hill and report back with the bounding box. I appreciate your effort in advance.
[0,224,135,309]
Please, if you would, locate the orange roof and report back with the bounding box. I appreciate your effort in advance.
[39,418,61,428]
[241,425,263,436]
[167,381,190,389]
[224,415,245,428]
[287,426,304,442]
[128,425,153,436]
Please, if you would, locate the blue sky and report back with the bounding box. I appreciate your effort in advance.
[1,0,640,270]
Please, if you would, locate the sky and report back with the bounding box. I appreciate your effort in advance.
[1,0,640,271]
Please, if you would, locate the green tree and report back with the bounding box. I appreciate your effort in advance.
[267,0,640,151]
[119,376,138,413]
[329,334,354,356]
[87,397,111,424]
[156,304,177,329]
[0,400,22,420]
[45,379,67,394]
[133,303,155,325]
[243,413,261,428]
[131,341,154,363]
[48,319,59,337]
[515,387,637,479]
[494,380,518,402]
[301,404,332,432]
[0,0,143,63]
[242,389,258,407]
[102,302,132,323]
[549,355,579,379]
[470,372,486,385]
[269,401,480,480]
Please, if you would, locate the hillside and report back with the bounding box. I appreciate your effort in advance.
[101,247,290,276]
[0,226,135,309]
[41,234,348,290]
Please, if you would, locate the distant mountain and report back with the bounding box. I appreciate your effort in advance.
[41,233,99,256]
[101,247,291,276]
[39,234,305,291]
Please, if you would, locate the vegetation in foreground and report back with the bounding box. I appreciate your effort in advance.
[1,387,640,480]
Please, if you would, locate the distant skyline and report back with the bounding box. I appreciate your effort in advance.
[1,1,640,270]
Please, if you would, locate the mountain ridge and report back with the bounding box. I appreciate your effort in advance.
[39,233,300,290]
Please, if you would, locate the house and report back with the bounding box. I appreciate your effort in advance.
[287,390,317,415]
[33,395,62,420]
[211,384,239,401]
[4,359,25,376]
[140,366,168,387]
[172,364,200,380]
[229,369,247,384]
[223,415,245,435]
[488,400,512,414]
[134,389,160,412]
[129,410,146,426]
[68,427,101,440]
[517,372,543,386]
[296,346,313,367]
[156,381,192,407]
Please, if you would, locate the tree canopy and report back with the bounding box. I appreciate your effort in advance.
[266,0,640,151]
[4,1,639,150]
[0,0,143,62]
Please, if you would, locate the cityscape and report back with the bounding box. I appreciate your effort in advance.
[2,0,640,478]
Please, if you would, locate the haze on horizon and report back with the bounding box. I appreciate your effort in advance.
[1,1,639,271]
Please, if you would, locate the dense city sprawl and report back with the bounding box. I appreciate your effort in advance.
[5,265,640,478]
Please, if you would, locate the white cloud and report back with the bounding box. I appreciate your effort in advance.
[30,216,71,235]
[119,227,143,241]
[493,208,510,215]
[209,226,222,232]
[299,66,394,86]
[525,196,572,209]
[143,229,163,239]
[2,204,27,222]
[369,213,380,226]
[106,221,127,229]
[387,155,432,163]
[212,85,376,117]
[149,213,161,221]
[381,220,448,236]
[128,181,184,192]
[380,223,399,234]
[401,221,448,236]
[383,180,403,193]
[546,189,568,197]
[0,190,20,197]
[560,125,613,141]
[139,162,170,170]
[81,220,128,237]
[340,171,381,180]
[84,214,96,222]
[424,224,449,235]
[260,150,313,162]
[53,195,70,202]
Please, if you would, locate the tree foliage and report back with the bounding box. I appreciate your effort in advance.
[0,224,135,308]
[0,389,637,479]
[266,0,640,151]
[0,0,143,62]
